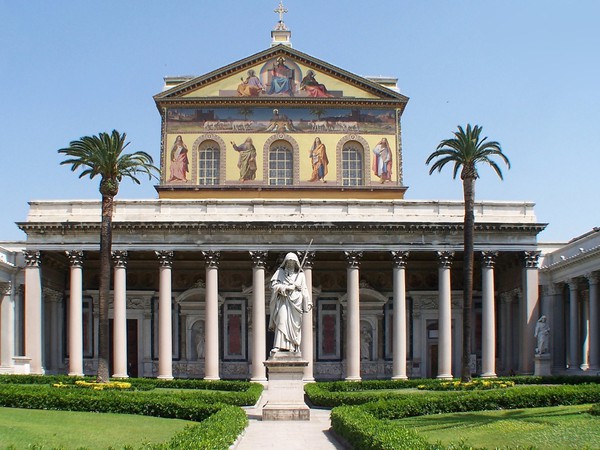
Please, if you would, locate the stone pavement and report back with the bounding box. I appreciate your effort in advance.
[234,388,345,450]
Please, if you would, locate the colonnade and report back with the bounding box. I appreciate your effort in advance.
[13,249,543,379]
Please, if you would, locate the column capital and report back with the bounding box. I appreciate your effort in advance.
[437,251,454,268]
[344,251,363,268]
[586,272,599,285]
[391,251,409,268]
[522,251,541,268]
[202,251,221,268]
[567,278,580,290]
[298,251,316,269]
[481,251,498,268]
[249,251,268,268]
[65,250,84,267]
[0,281,11,296]
[156,250,174,268]
[111,250,128,268]
[23,250,41,267]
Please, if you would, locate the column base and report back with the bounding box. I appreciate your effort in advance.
[157,375,174,380]
[345,376,362,382]
[112,373,129,379]
[480,372,497,378]
[580,364,590,371]
[391,375,408,380]
[203,376,221,381]
[437,373,453,380]
[68,372,84,377]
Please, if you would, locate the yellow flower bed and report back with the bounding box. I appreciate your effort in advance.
[52,380,132,390]
[417,379,515,391]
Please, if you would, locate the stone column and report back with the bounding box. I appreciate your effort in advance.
[567,279,579,370]
[481,251,497,378]
[45,289,63,372]
[203,251,220,381]
[112,251,128,378]
[249,251,268,382]
[437,251,454,379]
[156,251,173,379]
[520,251,540,375]
[300,251,316,382]
[66,251,84,376]
[587,273,599,371]
[344,251,362,381]
[391,251,409,380]
[24,250,44,374]
[581,293,590,371]
[0,282,13,368]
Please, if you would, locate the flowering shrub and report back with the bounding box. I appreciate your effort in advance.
[417,379,515,391]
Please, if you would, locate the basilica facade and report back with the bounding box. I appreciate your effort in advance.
[4,17,595,382]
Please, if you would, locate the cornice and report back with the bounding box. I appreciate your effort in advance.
[17,221,547,234]
[540,244,600,272]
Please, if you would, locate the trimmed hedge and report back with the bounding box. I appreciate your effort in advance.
[0,383,248,449]
[331,384,600,449]
[591,403,600,416]
[305,376,600,407]
[0,375,262,406]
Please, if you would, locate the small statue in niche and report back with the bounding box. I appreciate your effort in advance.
[360,324,373,361]
[534,315,550,355]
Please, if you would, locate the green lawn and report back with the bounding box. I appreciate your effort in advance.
[395,404,600,449]
[0,407,192,449]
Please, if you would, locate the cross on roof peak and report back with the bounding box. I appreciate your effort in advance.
[274,1,288,22]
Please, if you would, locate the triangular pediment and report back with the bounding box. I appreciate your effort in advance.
[154,45,408,105]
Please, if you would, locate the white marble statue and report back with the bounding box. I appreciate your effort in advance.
[534,315,550,355]
[360,324,372,361]
[269,252,311,355]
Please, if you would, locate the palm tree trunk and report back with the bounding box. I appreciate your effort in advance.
[462,176,476,382]
[97,194,114,382]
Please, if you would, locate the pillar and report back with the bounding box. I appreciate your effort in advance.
[481,251,497,378]
[0,282,13,368]
[24,250,44,374]
[112,250,128,378]
[249,251,268,382]
[300,251,316,382]
[156,251,173,379]
[344,251,362,381]
[520,251,540,375]
[567,279,579,370]
[581,292,590,370]
[437,251,454,379]
[588,273,599,371]
[391,251,409,380]
[66,251,84,376]
[203,251,220,381]
[45,289,62,372]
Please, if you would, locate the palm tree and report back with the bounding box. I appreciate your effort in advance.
[59,130,158,382]
[426,124,510,382]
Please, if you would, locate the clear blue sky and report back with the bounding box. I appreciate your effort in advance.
[1,0,598,242]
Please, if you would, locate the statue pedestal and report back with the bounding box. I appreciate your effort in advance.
[262,351,310,421]
[534,353,552,376]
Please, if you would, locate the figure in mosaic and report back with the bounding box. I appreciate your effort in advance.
[231,137,257,181]
[308,137,329,182]
[267,57,294,95]
[269,252,311,354]
[372,137,392,183]
[300,70,333,98]
[168,135,189,182]
[237,69,264,97]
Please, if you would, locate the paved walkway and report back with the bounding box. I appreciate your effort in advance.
[234,389,345,450]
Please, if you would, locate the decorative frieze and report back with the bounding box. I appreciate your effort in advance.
[481,251,498,268]
[391,251,409,268]
[65,250,84,267]
[523,251,541,268]
[344,251,363,268]
[155,250,173,268]
[111,250,128,268]
[202,251,221,268]
[23,250,41,267]
[437,251,454,268]
[249,251,268,268]
[0,281,11,296]
[298,251,316,269]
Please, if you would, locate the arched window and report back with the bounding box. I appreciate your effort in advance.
[268,140,293,185]
[198,140,220,185]
[342,142,364,186]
